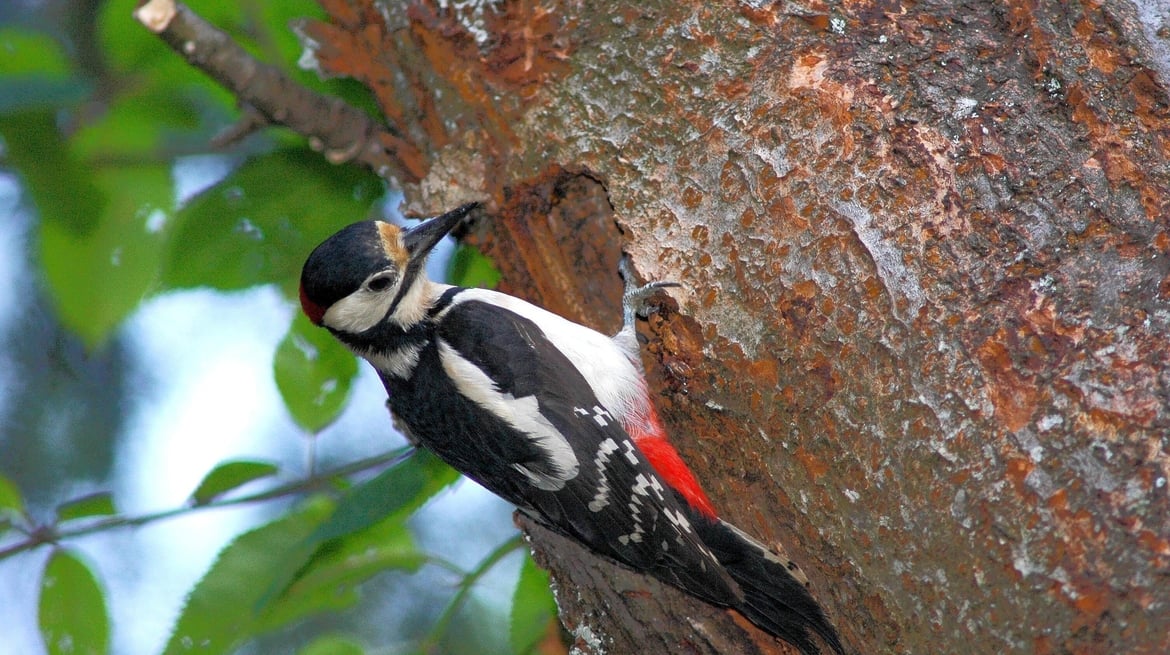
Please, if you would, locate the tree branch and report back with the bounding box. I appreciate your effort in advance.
[132,0,427,183]
[517,514,796,655]
[0,447,416,560]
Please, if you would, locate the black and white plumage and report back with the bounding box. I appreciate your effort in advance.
[299,203,845,655]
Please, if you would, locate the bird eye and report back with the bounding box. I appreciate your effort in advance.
[367,275,394,292]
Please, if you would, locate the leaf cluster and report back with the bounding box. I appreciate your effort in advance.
[0,3,542,654]
[2,449,558,654]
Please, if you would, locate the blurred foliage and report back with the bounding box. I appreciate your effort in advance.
[276,311,360,434]
[511,554,558,654]
[449,243,503,290]
[0,1,558,654]
[190,460,281,506]
[39,548,110,655]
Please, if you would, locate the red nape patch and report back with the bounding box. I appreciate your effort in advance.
[299,284,326,325]
[630,426,718,519]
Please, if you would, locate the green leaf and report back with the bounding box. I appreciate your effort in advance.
[163,496,334,655]
[71,88,201,160]
[0,27,89,115]
[259,515,423,631]
[0,474,23,514]
[37,162,172,348]
[0,27,72,75]
[448,244,502,289]
[257,450,459,610]
[190,460,280,506]
[55,492,116,522]
[1,111,105,233]
[274,312,358,433]
[39,549,110,655]
[298,635,366,655]
[310,450,459,545]
[510,553,558,654]
[0,474,22,535]
[163,149,383,294]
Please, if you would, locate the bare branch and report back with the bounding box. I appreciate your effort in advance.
[0,447,416,561]
[133,0,427,182]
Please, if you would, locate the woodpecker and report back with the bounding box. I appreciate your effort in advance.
[299,203,845,655]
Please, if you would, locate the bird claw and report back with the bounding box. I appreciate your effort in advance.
[619,254,681,324]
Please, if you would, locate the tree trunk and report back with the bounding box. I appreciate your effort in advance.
[162,0,1170,652]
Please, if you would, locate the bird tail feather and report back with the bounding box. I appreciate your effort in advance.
[694,517,846,655]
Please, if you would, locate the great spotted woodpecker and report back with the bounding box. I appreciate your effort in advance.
[299,203,844,655]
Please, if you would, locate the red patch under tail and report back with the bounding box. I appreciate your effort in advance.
[627,404,717,519]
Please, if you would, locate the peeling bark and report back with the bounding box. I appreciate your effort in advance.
[143,1,1170,653]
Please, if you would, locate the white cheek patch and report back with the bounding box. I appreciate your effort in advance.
[437,339,580,490]
[322,284,400,334]
[387,277,434,329]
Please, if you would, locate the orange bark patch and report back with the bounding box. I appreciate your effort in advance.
[795,445,830,479]
[478,1,572,97]
[974,333,1039,432]
[1069,583,1111,630]
[748,357,780,388]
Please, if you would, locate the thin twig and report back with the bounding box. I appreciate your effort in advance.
[420,533,526,654]
[0,446,416,561]
[209,104,270,149]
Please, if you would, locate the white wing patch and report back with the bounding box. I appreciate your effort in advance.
[435,288,648,428]
[619,472,664,546]
[663,507,693,533]
[634,471,666,501]
[619,490,647,546]
[437,339,580,490]
[621,439,640,465]
[616,472,699,549]
[574,405,614,427]
[587,438,620,512]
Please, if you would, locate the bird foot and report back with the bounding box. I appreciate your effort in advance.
[619,255,681,329]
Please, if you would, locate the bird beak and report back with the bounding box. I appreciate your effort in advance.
[402,202,479,264]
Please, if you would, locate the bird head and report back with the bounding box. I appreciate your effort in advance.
[299,202,477,335]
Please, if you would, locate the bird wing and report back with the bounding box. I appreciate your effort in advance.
[434,298,741,606]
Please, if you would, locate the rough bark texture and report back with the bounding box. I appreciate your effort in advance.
[517,513,797,655]
[258,1,1170,653]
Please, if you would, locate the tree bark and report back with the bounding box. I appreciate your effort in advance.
[154,0,1170,652]
[306,1,1170,653]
